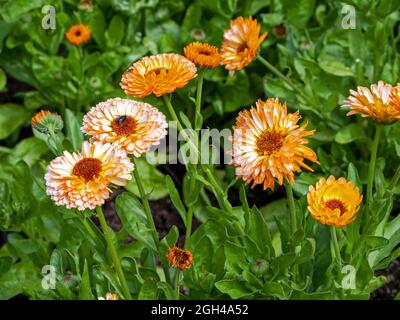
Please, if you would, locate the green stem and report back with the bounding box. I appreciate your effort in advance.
[204,168,232,213]
[132,157,172,284]
[174,271,180,300]
[330,226,343,298]
[185,207,194,249]
[256,55,321,116]
[80,216,105,249]
[330,226,342,265]
[163,95,199,163]
[284,181,297,235]
[388,163,400,193]
[132,158,159,247]
[96,206,132,300]
[367,125,382,211]
[163,95,184,132]
[194,68,205,130]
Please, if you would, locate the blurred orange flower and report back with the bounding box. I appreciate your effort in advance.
[184,42,220,69]
[65,24,91,46]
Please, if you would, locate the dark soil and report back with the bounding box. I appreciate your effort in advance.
[370,259,400,300]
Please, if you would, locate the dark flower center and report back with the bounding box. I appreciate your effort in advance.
[256,131,284,156]
[72,158,102,181]
[111,115,137,135]
[149,67,169,76]
[237,42,249,53]
[198,50,211,56]
[325,199,346,215]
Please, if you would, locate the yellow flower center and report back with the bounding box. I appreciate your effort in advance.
[256,131,284,156]
[111,115,137,136]
[325,199,346,215]
[72,158,102,181]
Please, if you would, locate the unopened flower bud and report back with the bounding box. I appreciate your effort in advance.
[251,259,269,275]
[31,110,63,134]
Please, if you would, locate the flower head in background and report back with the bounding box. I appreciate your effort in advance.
[32,110,63,134]
[45,141,133,211]
[98,293,118,300]
[232,98,318,190]
[343,81,400,124]
[389,83,400,113]
[65,24,91,46]
[78,0,93,11]
[307,176,363,228]
[167,245,193,271]
[221,16,267,71]
[120,53,197,98]
[184,42,220,69]
[82,98,168,157]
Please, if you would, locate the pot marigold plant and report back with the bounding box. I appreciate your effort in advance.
[1,0,400,307]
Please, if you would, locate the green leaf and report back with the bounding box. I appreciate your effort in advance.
[0,68,6,91]
[335,124,366,144]
[65,109,83,151]
[319,59,353,77]
[347,163,362,192]
[0,256,13,277]
[115,192,157,252]
[138,280,158,300]
[0,260,40,300]
[32,55,64,86]
[8,137,48,167]
[125,158,168,200]
[215,279,255,299]
[105,15,125,48]
[79,260,94,300]
[165,175,187,226]
[8,233,39,255]
[0,103,30,140]
[88,9,106,49]
[245,206,274,258]
[157,282,176,300]
[0,0,46,22]
[282,0,315,28]
[262,282,291,299]
[224,241,248,273]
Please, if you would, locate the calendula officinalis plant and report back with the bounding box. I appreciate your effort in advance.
[0,0,400,301]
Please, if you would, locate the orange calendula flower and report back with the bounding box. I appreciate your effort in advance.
[120,53,197,98]
[167,246,193,271]
[65,24,91,46]
[32,110,63,134]
[307,176,363,228]
[184,42,220,69]
[232,98,318,190]
[81,98,168,157]
[343,81,400,124]
[389,83,400,112]
[221,16,267,71]
[45,141,133,211]
[98,293,118,300]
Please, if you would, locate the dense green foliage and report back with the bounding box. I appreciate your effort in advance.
[0,0,400,300]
